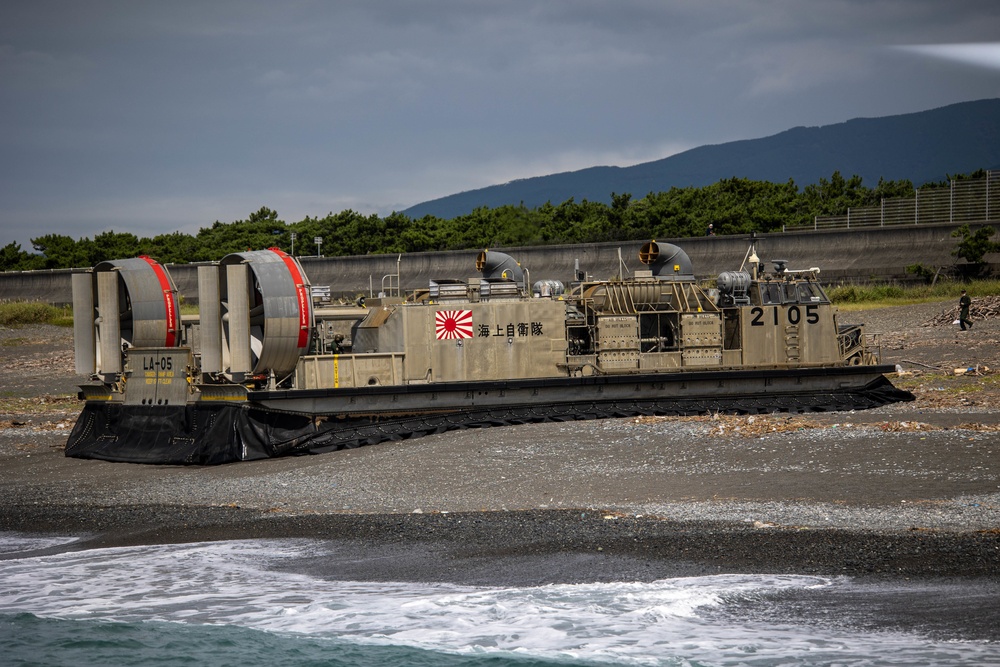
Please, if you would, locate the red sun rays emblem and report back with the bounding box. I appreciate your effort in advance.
[435,309,473,340]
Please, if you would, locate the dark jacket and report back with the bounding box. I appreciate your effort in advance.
[960,294,972,318]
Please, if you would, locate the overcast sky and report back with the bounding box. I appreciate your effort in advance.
[2,0,999,251]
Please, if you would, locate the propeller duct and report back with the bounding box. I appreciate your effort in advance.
[218,248,313,379]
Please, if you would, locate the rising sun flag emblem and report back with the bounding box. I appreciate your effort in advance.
[435,309,473,340]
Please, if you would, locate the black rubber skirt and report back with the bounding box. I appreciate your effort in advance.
[65,376,914,465]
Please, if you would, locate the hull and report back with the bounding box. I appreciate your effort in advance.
[66,365,912,465]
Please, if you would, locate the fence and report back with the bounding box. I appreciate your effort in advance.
[785,170,1000,231]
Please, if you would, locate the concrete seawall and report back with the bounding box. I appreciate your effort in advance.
[0,268,78,306]
[3,222,996,305]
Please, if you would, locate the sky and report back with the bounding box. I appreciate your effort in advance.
[2,0,999,252]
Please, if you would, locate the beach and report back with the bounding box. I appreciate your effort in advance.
[2,301,999,646]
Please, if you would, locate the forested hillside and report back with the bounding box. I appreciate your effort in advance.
[403,99,1000,219]
[0,170,978,271]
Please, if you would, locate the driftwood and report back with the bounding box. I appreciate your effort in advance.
[901,359,941,370]
[921,294,1000,327]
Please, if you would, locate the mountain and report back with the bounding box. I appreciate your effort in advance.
[402,98,1000,219]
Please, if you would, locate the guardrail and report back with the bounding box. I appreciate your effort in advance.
[785,170,999,231]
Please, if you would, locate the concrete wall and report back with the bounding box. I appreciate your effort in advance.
[3,222,997,305]
[0,268,77,306]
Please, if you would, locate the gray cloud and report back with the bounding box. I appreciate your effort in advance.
[1,0,999,251]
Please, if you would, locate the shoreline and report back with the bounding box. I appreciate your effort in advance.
[5,503,1000,645]
[3,404,1000,585]
[3,502,998,583]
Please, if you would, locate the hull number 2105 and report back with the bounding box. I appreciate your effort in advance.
[749,305,820,326]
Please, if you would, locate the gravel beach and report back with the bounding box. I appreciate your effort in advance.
[1,301,999,588]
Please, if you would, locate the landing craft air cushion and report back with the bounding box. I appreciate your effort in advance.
[66,240,913,464]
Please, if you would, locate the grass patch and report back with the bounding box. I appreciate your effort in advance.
[0,302,73,327]
[0,394,79,416]
[893,372,1000,394]
[0,337,29,347]
[829,278,1000,309]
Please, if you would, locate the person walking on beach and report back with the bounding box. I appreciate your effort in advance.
[959,290,973,330]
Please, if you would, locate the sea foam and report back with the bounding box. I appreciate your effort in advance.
[1,535,995,666]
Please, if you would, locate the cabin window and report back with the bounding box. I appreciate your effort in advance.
[759,283,783,304]
[755,280,829,305]
[796,282,829,304]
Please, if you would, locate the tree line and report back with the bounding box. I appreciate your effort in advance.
[0,171,976,271]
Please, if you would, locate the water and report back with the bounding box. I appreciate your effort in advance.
[1,533,996,666]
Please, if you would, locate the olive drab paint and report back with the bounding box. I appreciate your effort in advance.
[65,241,912,464]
